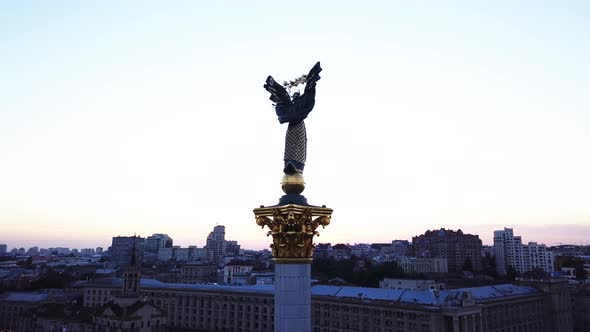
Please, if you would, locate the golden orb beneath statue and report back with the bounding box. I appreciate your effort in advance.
[281,173,305,194]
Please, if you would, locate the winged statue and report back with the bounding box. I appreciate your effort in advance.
[264,62,322,175]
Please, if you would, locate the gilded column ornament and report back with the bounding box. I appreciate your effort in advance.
[255,205,331,263]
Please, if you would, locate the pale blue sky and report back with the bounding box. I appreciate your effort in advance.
[1,1,589,249]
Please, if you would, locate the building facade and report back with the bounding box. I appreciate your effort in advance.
[416,257,449,274]
[223,263,254,285]
[180,262,218,284]
[391,240,411,256]
[332,244,352,260]
[81,278,572,332]
[379,278,445,291]
[494,228,554,276]
[314,243,334,260]
[0,293,49,331]
[395,257,449,274]
[110,236,145,269]
[94,243,168,331]
[571,288,590,332]
[413,229,482,273]
[145,234,173,255]
[23,302,93,332]
[206,226,226,266]
[226,240,241,256]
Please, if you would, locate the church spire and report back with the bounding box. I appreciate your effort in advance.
[130,236,137,268]
[123,235,141,296]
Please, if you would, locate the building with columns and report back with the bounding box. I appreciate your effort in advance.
[81,277,572,332]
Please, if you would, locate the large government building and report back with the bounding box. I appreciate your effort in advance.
[79,277,572,332]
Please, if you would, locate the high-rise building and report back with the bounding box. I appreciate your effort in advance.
[0,244,7,255]
[412,228,482,273]
[225,240,240,256]
[205,225,226,266]
[96,247,103,254]
[110,236,145,268]
[144,234,173,255]
[494,228,554,275]
[26,247,39,255]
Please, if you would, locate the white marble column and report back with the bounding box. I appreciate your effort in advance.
[274,263,311,332]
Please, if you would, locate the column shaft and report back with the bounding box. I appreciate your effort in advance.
[274,263,311,332]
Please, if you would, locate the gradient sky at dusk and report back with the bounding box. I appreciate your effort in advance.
[1,1,589,250]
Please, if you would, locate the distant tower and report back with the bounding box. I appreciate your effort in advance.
[111,235,145,268]
[145,233,173,254]
[94,236,168,331]
[123,237,141,296]
[206,225,226,266]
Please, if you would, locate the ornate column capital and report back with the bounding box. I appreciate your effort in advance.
[254,204,332,264]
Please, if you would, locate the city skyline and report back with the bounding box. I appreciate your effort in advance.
[2,223,589,251]
[1,2,589,249]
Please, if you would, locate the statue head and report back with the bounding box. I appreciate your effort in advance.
[292,92,301,101]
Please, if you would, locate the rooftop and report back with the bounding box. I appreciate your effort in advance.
[1,292,49,302]
[85,278,541,307]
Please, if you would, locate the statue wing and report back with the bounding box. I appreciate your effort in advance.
[264,76,291,105]
[304,61,322,94]
[294,62,322,118]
